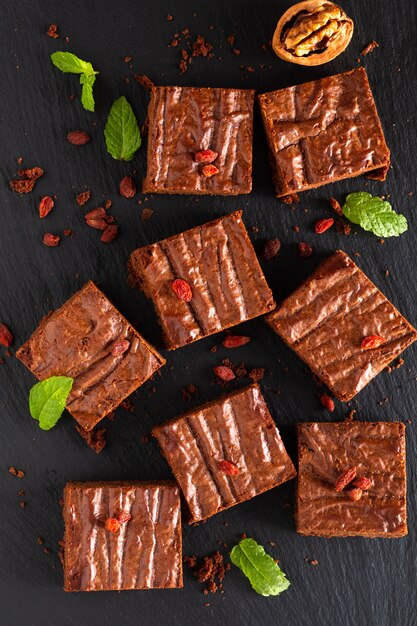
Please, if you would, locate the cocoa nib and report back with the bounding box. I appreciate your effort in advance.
[262,239,281,260]
[67,130,91,145]
[75,425,107,454]
[248,368,265,383]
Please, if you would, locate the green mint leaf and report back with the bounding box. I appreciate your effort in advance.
[104,96,141,161]
[29,376,74,431]
[342,192,408,238]
[230,538,290,597]
[80,73,96,112]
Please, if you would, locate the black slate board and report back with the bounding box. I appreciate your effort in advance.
[1,1,417,624]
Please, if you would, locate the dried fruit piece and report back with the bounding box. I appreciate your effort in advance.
[213,365,236,382]
[67,130,91,145]
[319,393,335,411]
[262,239,281,260]
[361,335,385,349]
[335,466,357,492]
[218,460,239,475]
[101,224,118,243]
[39,196,55,218]
[272,0,354,66]
[222,335,251,348]
[119,175,137,198]
[105,518,120,533]
[172,278,192,302]
[195,149,218,163]
[9,179,36,194]
[0,324,13,347]
[329,197,343,215]
[346,487,363,501]
[43,233,60,247]
[315,218,334,233]
[352,476,372,490]
[202,164,219,177]
[298,242,313,257]
[111,339,130,356]
[76,191,91,206]
[18,167,44,180]
[116,510,132,524]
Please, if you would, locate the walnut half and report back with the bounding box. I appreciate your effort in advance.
[272,0,354,66]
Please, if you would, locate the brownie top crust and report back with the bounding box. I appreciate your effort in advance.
[129,211,275,349]
[152,384,296,522]
[258,68,390,197]
[16,281,165,430]
[64,481,182,591]
[267,250,417,401]
[297,421,407,537]
[143,86,255,195]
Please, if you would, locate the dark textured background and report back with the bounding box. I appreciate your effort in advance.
[1,1,416,624]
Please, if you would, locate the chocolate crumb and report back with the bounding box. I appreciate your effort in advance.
[182,384,199,402]
[75,425,107,454]
[120,399,135,412]
[141,207,154,221]
[249,368,265,383]
[262,239,281,260]
[134,74,154,92]
[37,537,44,545]
[310,559,319,566]
[345,409,356,422]
[362,40,379,56]
[184,555,198,568]
[9,467,24,478]
[47,24,59,39]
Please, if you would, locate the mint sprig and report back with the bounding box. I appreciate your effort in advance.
[104,96,141,161]
[342,192,408,238]
[29,376,74,430]
[230,538,290,597]
[50,51,98,112]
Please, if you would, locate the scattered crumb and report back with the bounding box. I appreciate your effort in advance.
[182,384,199,401]
[47,24,59,39]
[75,425,107,454]
[141,207,154,221]
[249,368,265,383]
[361,40,379,56]
[120,399,135,412]
[9,467,24,478]
[309,559,319,566]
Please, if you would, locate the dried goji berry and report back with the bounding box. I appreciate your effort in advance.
[319,393,335,412]
[111,339,130,356]
[329,198,343,215]
[172,278,192,302]
[76,191,91,206]
[194,149,218,163]
[105,518,120,533]
[222,335,251,348]
[361,335,385,349]
[18,167,44,180]
[0,324,13,347]
[39,196,54,218]
[262,239,281,260]
[116,510,132,524]
[119,175,137,198]
[10,179,36,194]
[346,487,363,501]
[218,460,239,475]
[335,467,357,492]
[101,225,118,243]
[352,477,372,490]
[67,130,91,145]
[213,365,235,382]
[298,242,313,257]
[202,164,219,177]
[43,233,60,247]
[315,218,334,234]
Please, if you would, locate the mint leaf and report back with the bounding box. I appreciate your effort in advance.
[29,376,74,430]
[104,96,141,161]
[51,51,98,112]
[342,192,408,238]
[230,538,290,597]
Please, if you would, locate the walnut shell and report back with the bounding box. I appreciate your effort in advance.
[272,0,354,66]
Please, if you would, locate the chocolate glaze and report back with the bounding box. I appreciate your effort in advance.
[129,211,275,350]
[297,422,407,537]
[258,68,390,198]
[153,384,296,523]
[63,481,182,591]
[16,282,165,430]
[267,250,417,401]
[143,86,254,195]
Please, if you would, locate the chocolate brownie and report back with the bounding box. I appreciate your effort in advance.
[17,281,165,430]
[258,68,390,200]
[142,86,255,195]
[152,384,296,523]
[63,481,182,591]
[129,211,275,350]
[297,421,407,537]
[266,250,417,401]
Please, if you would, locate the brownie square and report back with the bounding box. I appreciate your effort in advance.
[142,86,255,195]
[152,384,296,523]
[258,68,390,199]
[129,211,275,350]
[266,250,417,401]
[297,421,407,537]
[16,281,165,430]
[63,481,182,591]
